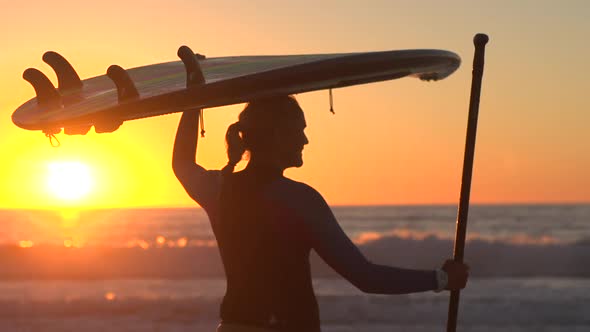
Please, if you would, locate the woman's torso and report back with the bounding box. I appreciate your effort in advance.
[210,166,320,332]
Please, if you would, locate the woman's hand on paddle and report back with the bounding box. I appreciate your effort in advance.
[442,259,469,290]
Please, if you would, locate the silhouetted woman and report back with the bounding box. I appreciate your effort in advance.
[172,96,468,332]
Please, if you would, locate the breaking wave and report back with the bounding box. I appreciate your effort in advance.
[0,230,589,279]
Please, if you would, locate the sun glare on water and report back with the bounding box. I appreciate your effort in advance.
[47,161,94,201]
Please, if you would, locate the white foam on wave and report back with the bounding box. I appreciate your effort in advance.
[353,228,562,245]
[314,233,590,278]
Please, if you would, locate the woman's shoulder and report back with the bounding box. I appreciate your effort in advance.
[275,176,318,193]
[269,177,327,206]
[265,177,333,225]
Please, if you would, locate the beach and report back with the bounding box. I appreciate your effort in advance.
[0,205,588,331]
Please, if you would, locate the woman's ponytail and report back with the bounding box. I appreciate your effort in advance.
[222,121,245,176]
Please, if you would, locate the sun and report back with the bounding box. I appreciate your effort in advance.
[47,161,94,201]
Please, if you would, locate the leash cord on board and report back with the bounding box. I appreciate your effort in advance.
[329,89,335,114]
[200,109,206,137]
[45,133,61,147]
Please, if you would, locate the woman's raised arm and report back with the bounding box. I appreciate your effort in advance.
[172,111,218,206]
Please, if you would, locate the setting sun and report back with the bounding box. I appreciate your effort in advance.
[47,161,94,201]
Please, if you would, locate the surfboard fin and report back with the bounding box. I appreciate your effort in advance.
[23,68,63,109]
[178,45,207,136]
[177,45,206,86]
[106,65,140,102]
[42,51,83,91]
[419,73,440,81]
[97,65,134,133]
[94,120,122,134]
[64,125,91,135]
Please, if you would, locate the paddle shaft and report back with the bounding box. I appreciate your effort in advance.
[446,34,489,332]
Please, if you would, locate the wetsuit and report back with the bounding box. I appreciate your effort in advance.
[197,165,438,332]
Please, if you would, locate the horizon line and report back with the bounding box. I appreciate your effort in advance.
[2,201,589,211]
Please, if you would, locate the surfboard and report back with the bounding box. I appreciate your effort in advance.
[12,46,460,135]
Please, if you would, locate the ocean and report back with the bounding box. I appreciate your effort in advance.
[0,205,588,331]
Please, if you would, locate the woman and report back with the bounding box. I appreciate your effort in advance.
[172,96,469,332]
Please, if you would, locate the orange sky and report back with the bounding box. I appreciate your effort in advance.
[1,1,588,208]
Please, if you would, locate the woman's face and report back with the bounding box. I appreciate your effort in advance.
[274,110,309,169]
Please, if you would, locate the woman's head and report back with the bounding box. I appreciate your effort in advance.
[224,95,308,173]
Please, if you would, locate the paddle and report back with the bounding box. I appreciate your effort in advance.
[446,33,489,332]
